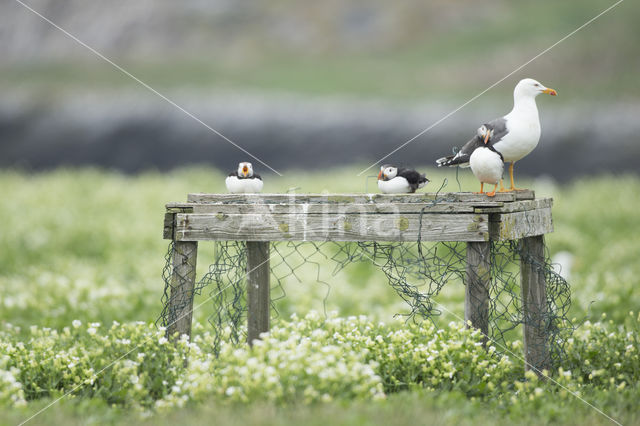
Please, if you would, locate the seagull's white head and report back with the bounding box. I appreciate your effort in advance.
[514,78,557,99]
[237,162,254,178]
[378,165,398,181]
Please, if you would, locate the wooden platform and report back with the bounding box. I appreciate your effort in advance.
[164,190,553,243]
[162,190,554,374]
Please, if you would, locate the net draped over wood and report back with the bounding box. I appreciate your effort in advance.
[158,236,573,367]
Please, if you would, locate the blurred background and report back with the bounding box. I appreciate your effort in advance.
[1,0,640,331]
[1,0,639,179]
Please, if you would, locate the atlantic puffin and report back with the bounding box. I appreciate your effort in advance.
[469,125,504,197]
[436,78,557,191]
[377,165,429,194]
[225,162,263,193]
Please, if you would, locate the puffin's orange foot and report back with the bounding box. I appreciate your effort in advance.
[486,190,497,197]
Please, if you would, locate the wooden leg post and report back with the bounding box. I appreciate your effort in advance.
[520,235,550,375]
[465,241,491,346]
[166,241,198,341]
[246,241,270,345]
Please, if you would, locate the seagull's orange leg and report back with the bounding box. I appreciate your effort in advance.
[486,183,499,197]
[508,162,526,191]
[473,183,484,194]
[499,162,525,192]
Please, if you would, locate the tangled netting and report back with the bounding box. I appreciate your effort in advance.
[159,236,573,369]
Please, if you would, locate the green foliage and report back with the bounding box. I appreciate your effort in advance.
[1,169,640,424]
[1,312,639,425]
[1,321,188,408]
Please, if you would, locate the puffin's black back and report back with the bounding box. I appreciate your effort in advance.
[397,168,428,192]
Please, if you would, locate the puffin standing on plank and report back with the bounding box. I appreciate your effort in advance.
[225,162,264,193]
[436,78,557,191]
[470,124,504,197]
[377,165,429,194]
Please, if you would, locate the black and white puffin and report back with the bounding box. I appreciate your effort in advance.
[436,78,557,191]
[225,162,264,193]
[470,125,504,197]
[377,165,429,194]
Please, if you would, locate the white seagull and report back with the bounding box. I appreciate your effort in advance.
[225,162,264,193]
[377,165,429,194]
[436,78,557,191]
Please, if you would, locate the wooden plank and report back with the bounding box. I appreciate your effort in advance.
[489,207,553,240]
[187,192,521,205]
[514,190,535,200]
[190,202,483,214]
[520,235,550,375]
[166,241,198,342]
[474,198,552,214]
[465,241,490,346]
[174,212,490,242]
[163,213,175,240]
[167,199,559,216]
[169,201,518,214]
[246,242,270,345]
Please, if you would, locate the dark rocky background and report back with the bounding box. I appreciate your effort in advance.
[1,0,638,179]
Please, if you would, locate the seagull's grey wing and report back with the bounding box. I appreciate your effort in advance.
[484,117,509,144]
[436,136,483,168]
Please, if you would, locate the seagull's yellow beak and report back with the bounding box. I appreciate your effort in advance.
[542,88,557,96]
[242,166,249,177]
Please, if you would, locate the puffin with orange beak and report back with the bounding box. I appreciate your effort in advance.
[469,124,504,197]
[225,161,264,193]
[377,165,429,194]
[436,78,557,191]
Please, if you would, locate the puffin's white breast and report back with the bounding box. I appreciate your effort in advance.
[378,177,411,194]
[470,147,504,185]
[225,176,264,193]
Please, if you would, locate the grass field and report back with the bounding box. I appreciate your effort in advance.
[1,168,639,425]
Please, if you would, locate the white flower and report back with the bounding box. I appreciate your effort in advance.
[87,327,97,336]
[158,337,168,345]
[72,320,82,329]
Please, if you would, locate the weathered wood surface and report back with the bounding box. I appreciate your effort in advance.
[520,235,551,375]
[163,213,175,240]
[186,190,535,205]
[168,202,492,214]
[164,193,552,242]
[173,212,490,242]
[246,242,270,345]
[489,207,553,240]
[465,241,490,346]
[474,198,552,214]
[166,241,198,341]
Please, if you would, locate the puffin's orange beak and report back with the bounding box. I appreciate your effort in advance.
[377,171,383,180]
[542,88,557,96]
[242,166,249,177]
[483,132,490,144]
